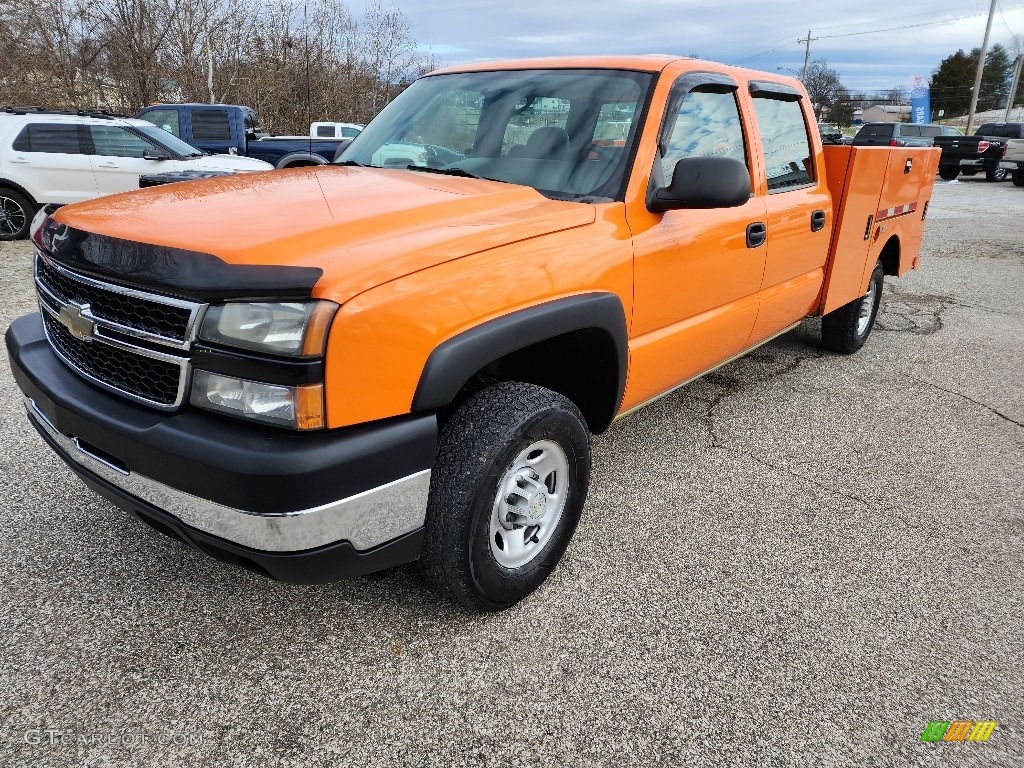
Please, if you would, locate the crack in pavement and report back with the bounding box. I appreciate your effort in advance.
[875,290,956,336]
[902,373,1024,429]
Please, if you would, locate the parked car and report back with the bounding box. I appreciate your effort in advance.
[933,122,1024,181]
[0,107,272,240]
[999,138,1024,186]
[852,122,962,148]
[310,121,363,139]
[817,123,844,144]
[136,104,348,169]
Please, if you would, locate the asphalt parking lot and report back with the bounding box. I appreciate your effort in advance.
[1,177,1021,767]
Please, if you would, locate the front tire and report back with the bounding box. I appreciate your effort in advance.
[1012,169,1024,187]
[420,382,591,611]
[0,188,33,240]
[821,260,884,354]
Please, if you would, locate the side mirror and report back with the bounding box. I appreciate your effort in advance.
[649,156,751,212]
[142,148,170,161]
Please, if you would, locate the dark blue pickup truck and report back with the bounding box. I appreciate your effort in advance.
[135,104,347,169]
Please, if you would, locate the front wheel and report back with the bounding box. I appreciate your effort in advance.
[985,165,1008,182]
[0,188,33,240]
[420,382,591,611]
[938,167,959,181]
[1012,168,1024,187]
[821,260,884,354]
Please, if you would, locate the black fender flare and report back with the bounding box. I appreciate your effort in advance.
[275,152,329,169]
[412,293,628,428]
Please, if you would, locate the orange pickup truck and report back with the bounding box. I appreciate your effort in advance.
[7,56,940,610]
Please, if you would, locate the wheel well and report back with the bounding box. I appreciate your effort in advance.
[0,179,38,209]
[275,154,328,169]
[878,236,900,276]
[441,328,622,434]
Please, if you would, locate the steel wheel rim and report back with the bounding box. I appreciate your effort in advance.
[857,277,877,336]
[0,195,27,236]
[489,439,570,569]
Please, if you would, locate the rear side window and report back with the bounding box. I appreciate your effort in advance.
[191,109,231,141]
[918,126,942,137]
[751,96,814,191]
[857,124,892,139]
[315,125,334,137]
[662,88,748,181]
[12,124,82,153]
[899,125,923,137]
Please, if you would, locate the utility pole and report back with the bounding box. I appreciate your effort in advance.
[1006,56,1023,121]
[799,30,816,83]
[966,0,998,135]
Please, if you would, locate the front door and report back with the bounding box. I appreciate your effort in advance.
[625,82,767,411]
[87,125,173,196]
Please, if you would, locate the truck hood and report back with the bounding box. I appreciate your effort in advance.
[55,166,596,303]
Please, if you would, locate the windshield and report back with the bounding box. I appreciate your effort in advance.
[135,124,205,157]
[336,68,654,201]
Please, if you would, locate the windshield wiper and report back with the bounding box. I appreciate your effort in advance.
[404,165,483,179]
[335,159,366,167]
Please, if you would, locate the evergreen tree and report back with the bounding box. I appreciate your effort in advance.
[931,44,1014,118]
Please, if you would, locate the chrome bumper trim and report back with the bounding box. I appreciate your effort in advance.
[26,396,430,552]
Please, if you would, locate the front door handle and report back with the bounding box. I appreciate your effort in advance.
[811,209,826,232]
[746,222,767,248]
[97,161,119,168]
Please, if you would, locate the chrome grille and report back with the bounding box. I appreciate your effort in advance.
[34,252,203,410]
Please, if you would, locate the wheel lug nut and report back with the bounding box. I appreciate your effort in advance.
[529,470,539,480]
[506,493,519,505]
[516,476,528,488]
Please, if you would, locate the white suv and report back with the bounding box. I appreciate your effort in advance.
[0,108,273,239]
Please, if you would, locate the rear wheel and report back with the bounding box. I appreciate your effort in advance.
[821,260,884,354]
[420,382,591,611]
[985,165,1008,182]
[938,167,959,181]
[0,188,33,240]
[1012,169,1024,187]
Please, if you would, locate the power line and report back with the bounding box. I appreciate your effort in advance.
[817,3,1024,39]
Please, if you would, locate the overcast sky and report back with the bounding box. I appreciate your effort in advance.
[347,0,1024,93]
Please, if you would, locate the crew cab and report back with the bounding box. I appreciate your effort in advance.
[852,121,961,148]
[0,108,272,240]
[136,104,347,168]
[7,56,940,610]
[999,138,1024,186]
[933,122,1024,181]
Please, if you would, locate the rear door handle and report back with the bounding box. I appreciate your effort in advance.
[746,222,767,248]
[811,209,826,232]
[97,161,119,168]
[9,156,30,164]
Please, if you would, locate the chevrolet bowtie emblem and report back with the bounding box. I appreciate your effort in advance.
[58,304,95,342]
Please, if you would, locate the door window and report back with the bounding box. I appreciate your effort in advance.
[751,96,814,191]
[89,126,155,158]
[12,124,83,153]
[661,88,748,181]
[141,109,181,138]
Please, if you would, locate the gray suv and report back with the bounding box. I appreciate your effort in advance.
[852,122,962,147]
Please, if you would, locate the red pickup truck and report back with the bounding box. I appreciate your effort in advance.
[7,56,940,610]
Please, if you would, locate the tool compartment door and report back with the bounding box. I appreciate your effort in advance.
[819,146,939,315]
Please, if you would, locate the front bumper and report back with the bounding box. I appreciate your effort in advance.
[7,313,437,583]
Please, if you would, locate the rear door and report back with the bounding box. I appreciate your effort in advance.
[6,121,96,203]
[746,84,833,344]
[184,108,235,155]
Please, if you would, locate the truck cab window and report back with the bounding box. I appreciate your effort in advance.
[661,89,747,182]
[143,109,181,138]
[751,96,814,191]
[192,109,231,141]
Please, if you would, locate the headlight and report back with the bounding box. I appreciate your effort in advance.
[199,301,336,356]
[190,370,324,430]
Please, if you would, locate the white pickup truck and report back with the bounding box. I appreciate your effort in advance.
[1000,138,1024,186]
